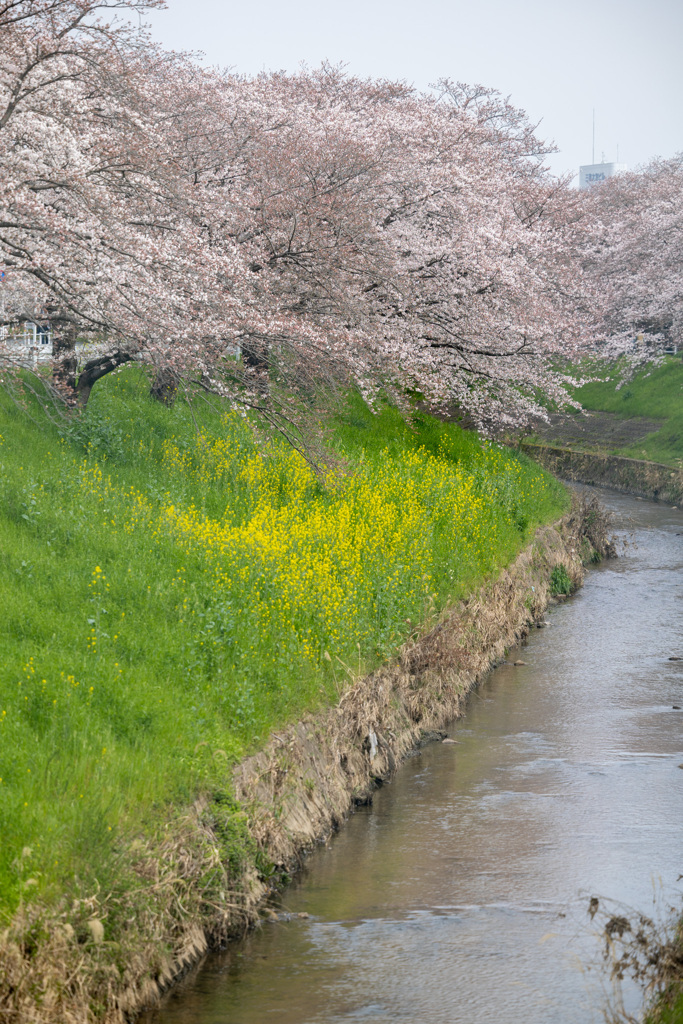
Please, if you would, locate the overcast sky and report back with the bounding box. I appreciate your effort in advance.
[146,0,683,183]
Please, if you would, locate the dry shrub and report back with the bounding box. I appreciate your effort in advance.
[590,896,683,1023]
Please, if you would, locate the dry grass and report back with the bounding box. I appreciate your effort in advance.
[590,897,683,1024]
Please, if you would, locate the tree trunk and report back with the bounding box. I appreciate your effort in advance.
[50,321,80,405]
[242,338,270,373]
[149,366,180,406]
[75,350,134,405]
[52,346,134,407]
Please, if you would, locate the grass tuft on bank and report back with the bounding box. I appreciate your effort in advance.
[0,367,567,925]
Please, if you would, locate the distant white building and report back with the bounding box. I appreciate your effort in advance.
[0,321,53,363]
[0,271,54,363]
[579,162,628,190]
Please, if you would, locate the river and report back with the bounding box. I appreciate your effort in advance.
[142,489,683,1024]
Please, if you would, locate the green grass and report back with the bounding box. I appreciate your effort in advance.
[573,356,683,466]
[549,564,572,596]
[0,367,567,926]
[650,989,683,1024]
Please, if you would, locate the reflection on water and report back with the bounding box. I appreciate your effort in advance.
[144,490,683,1024]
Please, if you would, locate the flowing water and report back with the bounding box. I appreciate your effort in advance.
[144,490,683,1024]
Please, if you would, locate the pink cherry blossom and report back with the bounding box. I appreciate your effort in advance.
[2,3,676,435]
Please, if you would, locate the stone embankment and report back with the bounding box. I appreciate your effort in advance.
[521,443,683,505]
[0,498,611,1024]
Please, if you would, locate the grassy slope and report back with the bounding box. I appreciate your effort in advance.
[572,356,683,466]
[0,367,567,927]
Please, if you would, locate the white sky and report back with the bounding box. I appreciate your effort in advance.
[146,0,683,182]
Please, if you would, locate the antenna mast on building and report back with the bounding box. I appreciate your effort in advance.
[580,108,627,190]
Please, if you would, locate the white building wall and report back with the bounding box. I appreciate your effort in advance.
[0,322,54,363]
[579,162,628,190]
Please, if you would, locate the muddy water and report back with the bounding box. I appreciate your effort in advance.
[146,490,683,1024]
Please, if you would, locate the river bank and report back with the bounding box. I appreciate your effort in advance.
[0,496,611,1024]
[519,443,683,505]
[515,354,683,506]
[0,371,571,1023]
[141,489,683,1024]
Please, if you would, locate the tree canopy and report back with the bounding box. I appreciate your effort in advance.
[1,1,680,432]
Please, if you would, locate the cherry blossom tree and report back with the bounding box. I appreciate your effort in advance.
[1,3,627,434]
[578,156,683,358]
[189,69,590,432]
[0,0,265,407]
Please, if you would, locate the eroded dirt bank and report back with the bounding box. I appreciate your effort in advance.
[137,489,683,1024]
[0,498,611,1024]
[521,443,683,504]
